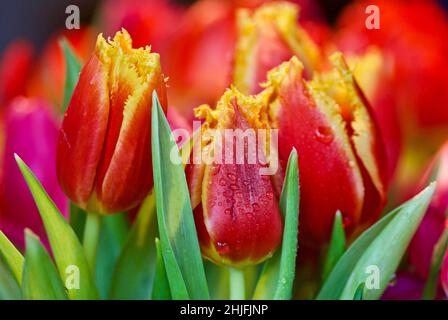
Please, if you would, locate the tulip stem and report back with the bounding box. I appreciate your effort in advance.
[229,268,245,300]
[83,212,101,274]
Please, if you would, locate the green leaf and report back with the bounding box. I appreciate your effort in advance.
[109,194,158,299]
[151,91,209,300]
[205,262,230,300]
[322,211,346,281]
[96,213,128,299]
[422,226,448,299]
[69,202,87,241]
[0,253,21,300]
[152,238,171,300]
[0,230,24,284]
[22,230,67,300]
[253,149,299,300]
[317,183,436,300]
[353,282,365,300]
[15,154,98,299]
[60,38,81,111]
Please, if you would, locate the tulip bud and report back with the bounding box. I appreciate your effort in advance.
[233,1,321,95]
[56,30,167,214]
[186,88,283,267]
[261,54,387,244]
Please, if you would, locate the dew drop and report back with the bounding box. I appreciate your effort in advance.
[229,184,239,191]
[227,173,237,181]
[216,241,230,254]
[315,126,334,145]
[218,178,227,186]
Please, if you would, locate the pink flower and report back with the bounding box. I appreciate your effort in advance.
[0,97,68,249]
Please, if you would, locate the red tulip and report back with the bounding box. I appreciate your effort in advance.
[0,40,34,106]
[166,0,324,120]
[187,88,283,267]
[262,54,387,244]
[0,98,67,249]
[232,1,322,95]
[336,0,448,131]
[409,141,448,279]
[56,30,167,214]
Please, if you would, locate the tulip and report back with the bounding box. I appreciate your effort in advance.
[56,30,167,214]
[408,141,448,280]
[232,1,322,95]
[336,0,448,132]
[167,0,324,121]
[186,88,283,267]
[0,97,67,249]
[0,40,34,106]
[260,54,388,244]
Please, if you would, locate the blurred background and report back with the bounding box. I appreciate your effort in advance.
[2,0,447,52]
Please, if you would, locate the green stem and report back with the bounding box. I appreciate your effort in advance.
[83,213,101,274]
[229,268,245,300]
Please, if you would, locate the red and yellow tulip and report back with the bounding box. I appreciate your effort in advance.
[56,30,167,214]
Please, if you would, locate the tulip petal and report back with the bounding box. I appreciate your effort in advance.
[56,52,110,208]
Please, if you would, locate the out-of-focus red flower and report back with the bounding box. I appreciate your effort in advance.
[409,141,448,279]
[56,30,167,214]
[100,0,182,52]
[262,54,388,244]
[186,88,283,267]
[233,1,322,95]
[27,28,95,108]
[0,40,34,106]
[166,0,325,119]
[0,97,67,249]
[336,0,448,131]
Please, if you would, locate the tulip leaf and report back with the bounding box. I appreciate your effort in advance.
[353,282,365,300]
[95,213,128,299]
[60,38,81,111]
[109,194,158,299]
[69,202,87,241]
[205,262,230,300]
[422,226,448,299]
[15,154,98,299]
[322,211,346,281]
[22,230,67,300]
[253,148,299,300]
[0,253,21,300]
[151,91,209,300]
[152,238,171,300]
[0,230,24,284]
[317,183,436,300]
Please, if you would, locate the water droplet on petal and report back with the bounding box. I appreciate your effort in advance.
[315,126,334,145]
[216,241,230,254]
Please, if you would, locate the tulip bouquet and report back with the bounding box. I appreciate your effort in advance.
[0,0,447,301]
